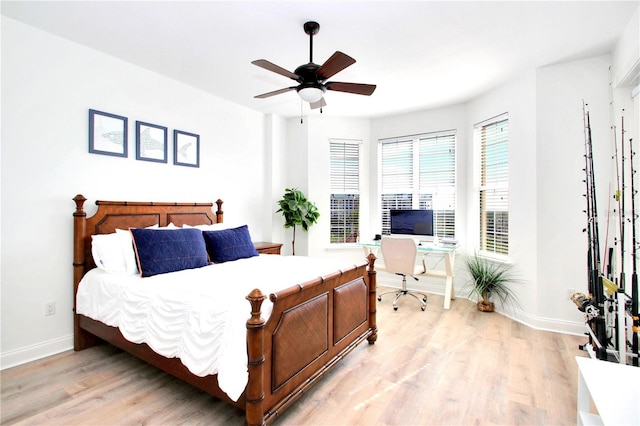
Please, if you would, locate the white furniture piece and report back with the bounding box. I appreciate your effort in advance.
[377,237,428,311]
[360,240,456,309]
[576,356,640,425]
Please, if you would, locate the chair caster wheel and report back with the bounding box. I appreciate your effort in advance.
[422,297,427,302]
[393,306,398,311]
[377,296,382,302]
[421,306,426,311]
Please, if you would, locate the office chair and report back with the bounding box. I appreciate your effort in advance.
[378,237,428,311]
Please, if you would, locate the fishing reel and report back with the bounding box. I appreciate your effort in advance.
[571,292,599,321]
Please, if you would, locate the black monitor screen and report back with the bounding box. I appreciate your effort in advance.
[390,209,434,236]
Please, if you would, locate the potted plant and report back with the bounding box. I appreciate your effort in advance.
[276,188,319,255]
[465,253,519,312]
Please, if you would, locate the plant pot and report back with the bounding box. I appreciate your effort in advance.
[477,300,495,312]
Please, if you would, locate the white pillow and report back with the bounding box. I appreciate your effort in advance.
[92,224,177,275]
[91,233,127,273]
[116,223,174,275]
[159,223,178,229]
[183,222,234,231]
[116,229,139,275]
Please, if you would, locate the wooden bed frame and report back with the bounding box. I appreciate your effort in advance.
[72,194,378,426]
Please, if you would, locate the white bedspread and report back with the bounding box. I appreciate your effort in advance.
[76,254,356,401]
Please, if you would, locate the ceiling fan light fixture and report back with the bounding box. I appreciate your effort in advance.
[297,86,325,103]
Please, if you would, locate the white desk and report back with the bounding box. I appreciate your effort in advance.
[576,356,640,425]
[360,241,457,310]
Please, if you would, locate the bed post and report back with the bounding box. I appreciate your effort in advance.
[246,288,267,426]
[366,252,378,345]
[215,199,224,223]
[73,194,99,350]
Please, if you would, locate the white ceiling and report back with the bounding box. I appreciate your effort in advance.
[2,1,638,118]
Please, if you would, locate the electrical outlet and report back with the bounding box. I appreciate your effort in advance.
[566,288,575,300]
[44,301,56,316]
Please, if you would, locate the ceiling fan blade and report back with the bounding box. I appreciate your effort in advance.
[310,98,327,110]
[251,59,300,81]
[254,87,296,99]
[316,51,356,80]
[326,82,376,96]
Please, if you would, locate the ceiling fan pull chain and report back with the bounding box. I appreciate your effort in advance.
[300,99,304,124]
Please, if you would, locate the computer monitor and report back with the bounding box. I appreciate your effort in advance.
[390,209,434,241]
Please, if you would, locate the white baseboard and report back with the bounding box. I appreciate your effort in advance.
[497,306,588,336]
[377,272,587,336]
[1,334,73,370]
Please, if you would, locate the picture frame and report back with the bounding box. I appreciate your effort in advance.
[89,109,128,157]
[173,130,200,168]
[136,121,168,163]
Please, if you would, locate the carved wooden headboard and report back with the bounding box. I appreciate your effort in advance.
[72,194,224,290]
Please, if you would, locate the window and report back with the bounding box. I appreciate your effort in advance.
[380,131,456,238]
[330,139,360,243]
[477,114,509,255]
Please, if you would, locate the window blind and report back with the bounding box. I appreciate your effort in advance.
[330,140,360,243]
[478,115,509,254]
[419,133,456,238]
[380,131,456,238]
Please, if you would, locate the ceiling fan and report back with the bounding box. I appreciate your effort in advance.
[251,21,376,110]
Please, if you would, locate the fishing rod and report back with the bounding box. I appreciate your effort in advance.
[607,112,625,357]
[629,136,639,366]
[578,102,608,359]
[620,112,626,292]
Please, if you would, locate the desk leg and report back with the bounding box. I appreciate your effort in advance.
[443,251,455,310]
[362,246,378,258]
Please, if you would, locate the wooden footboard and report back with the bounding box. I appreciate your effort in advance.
[72,195,377,426]
[245,255,377,425]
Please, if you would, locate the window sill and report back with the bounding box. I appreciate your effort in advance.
[477,250,512,264]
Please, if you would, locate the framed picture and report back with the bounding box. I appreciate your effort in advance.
[173,130,200,168]
[89,109,128,157]
[136,121,168,163]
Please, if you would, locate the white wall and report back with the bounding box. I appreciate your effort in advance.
[265,114,287,246]
[611,6,639,89]
[466,71,539,323]
[536,55,613,332]
[0,18,268,367]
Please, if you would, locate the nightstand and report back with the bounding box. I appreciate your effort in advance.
[253,242,283,255]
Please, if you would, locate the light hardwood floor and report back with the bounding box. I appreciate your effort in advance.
[1,291,586,425]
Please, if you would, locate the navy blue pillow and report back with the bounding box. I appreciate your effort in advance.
[131,228,209,277]
[202,225,258,263]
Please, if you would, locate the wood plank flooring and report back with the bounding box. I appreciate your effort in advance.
[1,291,587,425]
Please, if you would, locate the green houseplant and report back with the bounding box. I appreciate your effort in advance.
[276,188,319,255]
[465,253,519,312]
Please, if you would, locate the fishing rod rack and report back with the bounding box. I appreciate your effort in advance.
[575,103,639,366]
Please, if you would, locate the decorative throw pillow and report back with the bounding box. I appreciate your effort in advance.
[202,225,259,263]
[116,224,165,275]
[130,228,209,277]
